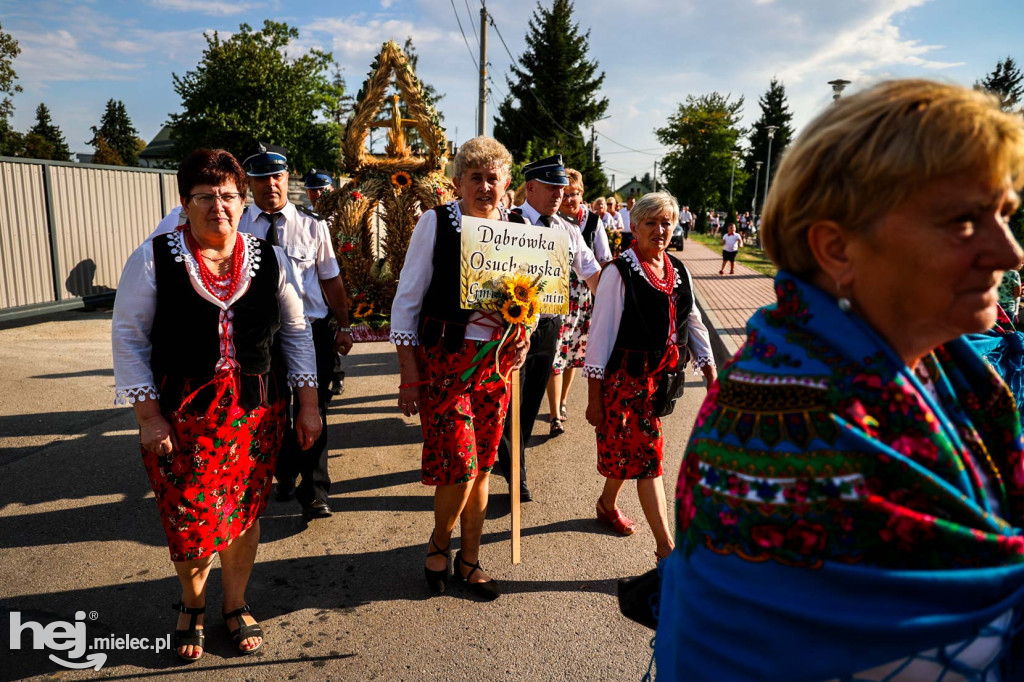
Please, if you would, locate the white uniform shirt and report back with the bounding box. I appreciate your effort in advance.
[517,201,601,320]
[238,202,340,321]
[148,206,185,240]
[680,209,694,225]
[111,231,317,404]
[618,207,631,232]
[583,249,714,379]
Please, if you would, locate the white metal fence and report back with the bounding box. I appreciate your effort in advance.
[0,156,178,320]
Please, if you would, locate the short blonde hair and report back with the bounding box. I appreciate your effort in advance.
[564,167,584,191]
[630,191,679,229]
[762,78,1024,276]
[452,136,513,180]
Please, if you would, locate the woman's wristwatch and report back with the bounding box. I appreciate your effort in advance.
[336,327,352,334]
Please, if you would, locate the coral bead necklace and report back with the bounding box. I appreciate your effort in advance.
[185,229,244,301]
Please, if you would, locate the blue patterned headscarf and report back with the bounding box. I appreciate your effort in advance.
[657,272,1024,681]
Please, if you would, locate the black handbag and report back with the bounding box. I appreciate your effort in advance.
[617,568,662,630]
[625,266,686,418]
[652,367,686,417]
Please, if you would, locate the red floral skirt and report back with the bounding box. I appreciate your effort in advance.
[417,340,515,486]
[141,372,286,562]
[596,366,664,480]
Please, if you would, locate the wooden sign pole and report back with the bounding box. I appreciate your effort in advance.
[510,368,521,564]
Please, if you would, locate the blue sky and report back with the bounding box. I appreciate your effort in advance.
[2,0,1022,186]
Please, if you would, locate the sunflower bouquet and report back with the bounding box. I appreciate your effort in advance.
[460,273,542,384]
[606,227,624,258]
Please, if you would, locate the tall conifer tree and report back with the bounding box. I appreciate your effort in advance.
[492,0,608,198]
[89,99,141,166]
[739,78,793,214]
[975,56,1023,113]
[27,102,71,161]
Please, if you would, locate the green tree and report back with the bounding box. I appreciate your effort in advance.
[976,56,1023,113]
[167,20,343,171]
[492,0,608,198]
[656,92,746,233]
[25,103,71,160]
[90,134,123,165]
[739,77,794,214]
[89,99,142,166]
[0,20,23,156]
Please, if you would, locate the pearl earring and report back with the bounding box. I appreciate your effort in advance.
[836,281,852,312]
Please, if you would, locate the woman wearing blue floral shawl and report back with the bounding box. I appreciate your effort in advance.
[657,79,1024,681]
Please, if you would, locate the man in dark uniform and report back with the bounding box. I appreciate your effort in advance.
[238,143,353,521]
[498,155,601,501]
[302,168,333,209]
[302,168,345,396]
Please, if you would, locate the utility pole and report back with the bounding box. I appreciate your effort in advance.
[591,125,596,163]
[653,161,658,192]
[477,4,488,137]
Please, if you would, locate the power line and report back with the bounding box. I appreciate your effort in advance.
[595,130,664,156]
[464,0,479,47]
[449,0,479,70]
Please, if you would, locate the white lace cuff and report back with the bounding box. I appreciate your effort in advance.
[289,373,319,388]
[390,329,419,346]
[692,355,715,375]
[115,385,159,405]
[583,365,605,380]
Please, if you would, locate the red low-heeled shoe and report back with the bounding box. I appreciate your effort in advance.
[596,498,636,536]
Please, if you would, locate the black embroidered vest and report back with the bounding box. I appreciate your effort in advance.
[150,232,282,412]
[581,210,600,251]
[419,203,526,350]
[609,253,692,376]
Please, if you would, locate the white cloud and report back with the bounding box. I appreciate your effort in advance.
[148,0,264,17]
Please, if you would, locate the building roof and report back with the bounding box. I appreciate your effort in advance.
[139,125,175,159]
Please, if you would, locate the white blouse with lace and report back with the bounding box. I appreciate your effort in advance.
[111,229,318,405]
[582,249,715,380]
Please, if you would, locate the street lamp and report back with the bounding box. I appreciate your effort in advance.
[764,125,779,211]
[828,79,851,101]
[752,160,763,214]
[728,149,740,207]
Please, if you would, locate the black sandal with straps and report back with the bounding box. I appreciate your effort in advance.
[425,530,451,594]
[454,550,501,601]
[224,604,264,655]
[171,601,205,663]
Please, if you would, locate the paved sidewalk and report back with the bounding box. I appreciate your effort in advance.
[676,238,776,363]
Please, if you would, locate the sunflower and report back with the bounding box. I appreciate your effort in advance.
[523,298,540,326]
[505,274,536,304]
[501,299,528,325]
[390,171,412,192]
[352,302,374,319]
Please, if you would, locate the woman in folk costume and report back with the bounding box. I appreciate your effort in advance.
[391,136,529,601]
[112,149,319,661]
[584,192,716,560]
[547,167,613,435]
[658,79,1024,681]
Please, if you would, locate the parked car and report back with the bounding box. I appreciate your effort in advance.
[670,224,685,250]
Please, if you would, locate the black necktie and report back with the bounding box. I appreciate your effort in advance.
[538,215,552,227]
[260,212,282,246]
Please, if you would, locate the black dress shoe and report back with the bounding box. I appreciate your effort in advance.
[519,483,534,503]
[454,550,500,601]
[274,480,296,502]
[302,499,333,520]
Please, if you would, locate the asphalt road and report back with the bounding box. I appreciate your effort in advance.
[0,308,710,681]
